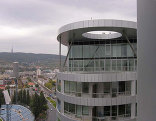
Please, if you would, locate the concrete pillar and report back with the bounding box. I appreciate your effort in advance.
[131,103,135,119]
[89,107,93,121]
[138,0,156,120]
[61,80,64,93]
[61,100,64,113]
[131,80,136,96]
[89,83,93,97]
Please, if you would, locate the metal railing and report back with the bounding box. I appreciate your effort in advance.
[61,67,136,73]
[64,110,132,121]
[63,91,131,98]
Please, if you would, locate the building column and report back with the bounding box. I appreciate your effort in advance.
[138,0,156,120]
[131,80,136,96]
[89,107,93,121]
[61,100,64,114]
[89,83,93,97]
[61,80,64,94]
[131,103,135,119]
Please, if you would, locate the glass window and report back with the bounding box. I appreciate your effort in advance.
[69,103,75,114]
[116,44,121,57]
[104,106,110,116]
[112,106,117,117]
[104,82,111,94]
[118,105,125,116]
[112,60,117,71]
[125,104,131,117]
[100,60,104,71]
[72,46,82,58]
[121,44,127,57]
[119,81,125,93]
[125,81,131,93]
[95,60,100,68]
[79,60,83,68]
[98,45,105,58]
[76,82,82,97]
[76,105,82,117]
[129,60,134,71]
[70,82,76,93]
[106,44,111,56]
[82,82,89,93]
[82,106,89,115]
[127,45,133,57]
[117,60,121,71]
[112,82,118,97]
[57,99,61,112]
[112,44,117,57]
[122,60,128,71]
[64,81,70,93]
[132,43,137,56]
[57,80,61,92]
[64,102,69,113]
[105,59,111,71]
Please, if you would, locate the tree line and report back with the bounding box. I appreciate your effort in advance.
[0,89,5,108]
[12,90,48,119]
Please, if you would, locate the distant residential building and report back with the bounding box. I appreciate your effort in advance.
[28,82,35,87]
[42,69,52,73]
[36,69,41,76]
[0,86,5,90]
[0,80,4,85]
[0,80,5,90]
[53,69,59,73]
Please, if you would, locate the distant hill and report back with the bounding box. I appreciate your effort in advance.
[0,52,65,69]
[0,52,65,63]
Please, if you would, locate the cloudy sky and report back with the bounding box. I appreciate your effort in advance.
[0,0,136,55]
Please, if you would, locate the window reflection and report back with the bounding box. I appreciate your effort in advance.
[63,81,133,97]
[68,42,137,72]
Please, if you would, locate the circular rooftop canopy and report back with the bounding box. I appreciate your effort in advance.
[57,19,137,46]
[0,105,35,121]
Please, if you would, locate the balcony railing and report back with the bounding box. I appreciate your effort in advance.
[61,67,136,73]
[64,110,132,121]
[63,91,131,98]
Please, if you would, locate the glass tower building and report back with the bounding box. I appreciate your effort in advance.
[56,19,137,121]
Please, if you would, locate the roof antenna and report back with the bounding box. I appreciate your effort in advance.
[11,42,14,53]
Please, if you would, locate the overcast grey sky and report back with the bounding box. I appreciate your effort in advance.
[0,0,136,55]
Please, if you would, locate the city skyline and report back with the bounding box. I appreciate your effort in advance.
[0,0,136,55]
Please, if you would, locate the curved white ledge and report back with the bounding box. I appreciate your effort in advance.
[57,71,137,82]
[57,19,137,46]
[56,91,136,106]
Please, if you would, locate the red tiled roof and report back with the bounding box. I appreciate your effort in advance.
[0,86,5,90]
[28,82,35,86]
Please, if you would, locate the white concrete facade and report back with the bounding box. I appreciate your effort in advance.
[56,19,137,121]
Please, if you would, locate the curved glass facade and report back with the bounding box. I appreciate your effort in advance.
[63,102,132,121]
[62,80,132,98]
[68,40,137,72]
